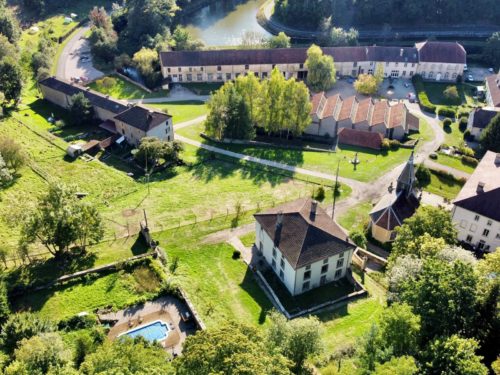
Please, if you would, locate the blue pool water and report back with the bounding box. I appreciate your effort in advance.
[122,320,169,342]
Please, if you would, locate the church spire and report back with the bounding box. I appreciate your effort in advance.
[396,151,416,194]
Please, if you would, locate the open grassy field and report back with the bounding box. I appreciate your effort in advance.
[443,121,467,148]
[146,101,208,124]
[0,108,349,265]
[88,75,169,100]
[11,262,163,320]
[433,153,475,174]
[337,202,373,233]
[239,231,256,247]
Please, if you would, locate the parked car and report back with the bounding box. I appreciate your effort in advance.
[463,64,468,72]
[467,74,474,82]
[488,68,495,73]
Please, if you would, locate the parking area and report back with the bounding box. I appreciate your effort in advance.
[326,77,415,101]
[466,66,495,83]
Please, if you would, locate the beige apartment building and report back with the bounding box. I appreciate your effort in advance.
[39,77,174,146]
[159,40,466,86]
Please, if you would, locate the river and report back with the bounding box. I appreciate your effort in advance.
[181,0,271,46]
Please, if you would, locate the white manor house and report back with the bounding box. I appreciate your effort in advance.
[160,40,466,86]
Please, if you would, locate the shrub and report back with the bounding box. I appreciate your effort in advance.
[412,75,436,113]
[416,164,431,186]
[381,138,390,150]
[457,109,470,119]
[429,152,438,160]
[58,314,97,331]
[350,230,367,248]
[389,139,400,150]
[437,107,456,118]
[314,186,326,202]
[443,85,460,103]
[459,117,468,132]
[232,250,241,259]
[464,129,472,141]
[457,142,475,157]
[461,155,478,166]
[442,118,452,128]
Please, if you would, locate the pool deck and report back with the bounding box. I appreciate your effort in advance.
[98,296,197,355]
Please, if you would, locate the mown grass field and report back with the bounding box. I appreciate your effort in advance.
[88,75,168,100]
[337,202,373,233]
[176,118,433,183]
[423,170,465,200]
[146,101,208,124]
[433,153,475,174]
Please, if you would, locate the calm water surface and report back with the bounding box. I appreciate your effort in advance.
[182,0,271,46]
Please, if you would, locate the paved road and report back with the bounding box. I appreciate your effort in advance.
[56,26,104,81]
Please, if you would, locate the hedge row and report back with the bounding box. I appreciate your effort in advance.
[437,106,457,118]
[412,75,437,113]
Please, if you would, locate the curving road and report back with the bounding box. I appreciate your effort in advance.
[56,26,104,81]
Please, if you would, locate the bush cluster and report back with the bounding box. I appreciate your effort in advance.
[442,118,452,128]
[461,155,478,166]
[381,138,401,151]
[412,75,436,113]
[437,107,457,118]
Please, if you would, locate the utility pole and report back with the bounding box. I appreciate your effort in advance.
[332,161,340,220]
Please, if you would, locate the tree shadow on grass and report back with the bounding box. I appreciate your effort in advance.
[239,267,272,325]
[190,145,301,187]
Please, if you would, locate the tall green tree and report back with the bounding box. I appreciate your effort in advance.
[424,335,488,375]
[132,47,161,88]
[80,337,174,374]
[0,282,10,326]
[290,80,313,136]
[373,356,418,375]
[0,57,23,103]
[260,68,287,134]
[6,333,73,375]
[0,5,20,43]
[20,183,104,258]
[0,313,56,355]
[205,82,254,140]
[483,32,500,68]
[379,303,420,357]
[68,93,94,126]
[267,32,291,48]
[170,26,204,51]
[134,137,183,168]
[267,311,323,373]
[391,206,457,260]
[480,113,500,152]
[399,258,478,341]
[235,72,261,126]
[176,322,292,375]
[305,44,336,92]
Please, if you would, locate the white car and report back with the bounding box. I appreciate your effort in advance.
[489,68,495,73]
[467,74,474,82]
[463,64,468,72]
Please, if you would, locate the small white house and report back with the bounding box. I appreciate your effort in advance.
[254,198,356,296]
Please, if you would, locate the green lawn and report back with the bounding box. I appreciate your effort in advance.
[422,170,465,200]
[146,101,208,124]
[422,81,480,109]
[337,202,373,233]
[443,121,466,148]
[433,153,475,174]
[0,111,348,263]
[153,216,272,328]
[239,231,256,247]
[88,75,168,100]
[176,118,433,183]
[11,262,163,320]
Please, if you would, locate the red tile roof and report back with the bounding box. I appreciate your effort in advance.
[310,92,325,115]
[323,94,341,118]
[354,98,372,123]
[337,128,383,150]
[370,101,388,126]
[388,103,405,129]
[338,96,356,121]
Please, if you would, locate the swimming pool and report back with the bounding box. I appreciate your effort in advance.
[119,320,170,342]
